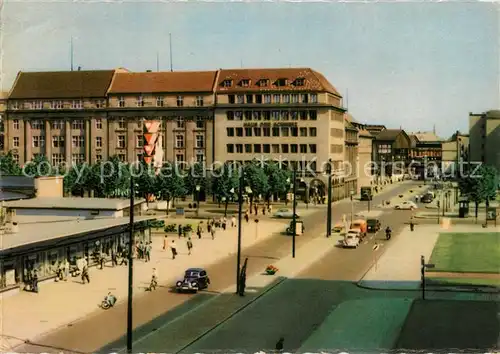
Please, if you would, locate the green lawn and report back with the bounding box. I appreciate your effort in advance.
[429,232,500,273]
[427,277,500,287]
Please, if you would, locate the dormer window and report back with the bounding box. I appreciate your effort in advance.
[295,78,305,86]
[222,79,233,88]
[275,78,287,87]
[240,79,251,87]
[258,79,269,87]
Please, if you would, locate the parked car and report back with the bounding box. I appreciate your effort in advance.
[394,201,418,210]
[343,230,361,248]
[366,218,381,233]
[175,268,210,293]
[332,222,345,234]
[274,209,300,219]
[420,194,433,203]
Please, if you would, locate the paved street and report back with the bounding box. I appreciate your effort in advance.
[13,181,414,353]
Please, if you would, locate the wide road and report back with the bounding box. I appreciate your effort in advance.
[15,182,417,353]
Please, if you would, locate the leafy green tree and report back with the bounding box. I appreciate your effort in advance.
[23,154,52,177]
[134,161,157,206]
[0,151,21,175]
[63,163,91,197]
[264,162,292,205]
[184,162,211,202]
[94,156,130,198]
[86,162,106,197]
[155,162,186,210]
[459,165,499,220]
[212,163,239,216]
[243,160,269,210]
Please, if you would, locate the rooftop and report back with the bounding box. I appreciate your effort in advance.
[216,68,340,96]
[4,197,145,210]
[0,191,31,202]
[9,70,116,99]
[0,215,155,251]
[108,70,219,94]
[410,131,443,142]
[374,129,403,141]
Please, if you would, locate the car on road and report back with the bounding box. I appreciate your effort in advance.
[366,218,381,233]
[420,193,433,203]
[332,222,345,234]
[274,208,300,219]
[343,230,361,248]
[394,201,418,210]
[175,268,210,293]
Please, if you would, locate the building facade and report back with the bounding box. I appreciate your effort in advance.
[469,110,500,171]
[441,131,469,175]
[372,129,412,178]
[343,115,359,195]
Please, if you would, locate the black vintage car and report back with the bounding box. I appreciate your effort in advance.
[366,218,381,233]
[175,268,210,293]
[420,193,434,203]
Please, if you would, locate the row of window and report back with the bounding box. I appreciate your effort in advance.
[221,77,305,88]
[227,110,317,121]
[227,93,317,105]
[10,100,106,110]
[10,117,206,131]
[118,95,204,108]
[14,133,205,150]
[227,143,317,154]
[227,126,317,138]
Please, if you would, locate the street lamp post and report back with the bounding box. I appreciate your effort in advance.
[326,161,333,237]
[126,177,137,353]
[195,185,201,216]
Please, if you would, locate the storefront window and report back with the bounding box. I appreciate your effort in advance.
[1,260,19,288]
[46,250,61,276]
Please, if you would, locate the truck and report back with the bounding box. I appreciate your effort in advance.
[360,186,373,201]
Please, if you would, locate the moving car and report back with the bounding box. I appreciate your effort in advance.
[274,208,300,219]
[343,230,361,248]
[286,220,305,235]
[420,193,433,203]
[350,219,367,238]
[175,268,210,293]
[394,201,418,210]
[360,186,373,201]
[366,218,381,233]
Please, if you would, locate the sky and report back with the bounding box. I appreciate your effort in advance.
[1,1,498,138]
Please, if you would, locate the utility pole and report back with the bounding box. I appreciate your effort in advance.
[236,170,243,294]
[292,167,297,258]
[169,33,173,72]
[326,161,333,237]
[126,178,135,353]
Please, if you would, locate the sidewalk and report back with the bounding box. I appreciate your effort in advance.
[358,224,499,291]
[0,218,288,351]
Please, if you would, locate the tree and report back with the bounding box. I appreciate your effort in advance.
[134,161,157,206]
[63,163,91,197]
[264,161,292,205]
[212,163,239,216]
[96,156,130,198]
[243,160,269,210]
[155,162,186,211]
[23,154,52,177]
[0,151,21,176]
[459,165,499,220]
[184,162,211,202]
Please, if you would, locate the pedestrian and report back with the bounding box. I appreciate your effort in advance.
[262,205,266,215]
[211,227,216,240]
[120,248,128,265]
[99,251,106,269]
[32,270,39,293]
[81,264,90,284]
[197,223,203,239]
[163,235,168,250]
[187,237,193,255]
[178,224,183,238]
[63,259,69,280]
[145,241,152,262]
[138,241,144,259]
[231,215,236,227]
[253,204,258,215]
[244,211,249,223]
[170,240,177,259]
[111,249,118,267]
[222,217,227,230]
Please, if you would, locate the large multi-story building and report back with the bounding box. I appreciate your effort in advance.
[441,131,469,175]
[469,110,500,171]
[3,67,363,199]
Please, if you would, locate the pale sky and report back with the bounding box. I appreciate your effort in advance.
[1,1,498,137]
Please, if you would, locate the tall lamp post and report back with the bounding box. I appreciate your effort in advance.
[326,160,333,237]
[126,177,138,353]
[195,185,201,216]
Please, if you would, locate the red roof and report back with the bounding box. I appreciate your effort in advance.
[216,68,340,95]
[108,71,218,94]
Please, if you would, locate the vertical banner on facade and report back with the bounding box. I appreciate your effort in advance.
[143,119,163,174]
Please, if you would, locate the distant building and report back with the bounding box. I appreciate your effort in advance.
[372,129,412,177]
[441,131,469,176]
[469,110,500,172]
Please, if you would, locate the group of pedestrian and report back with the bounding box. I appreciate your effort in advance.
[24,269,39,293]
[135,241,153,262]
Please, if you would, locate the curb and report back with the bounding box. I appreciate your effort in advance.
[173,277,286,354]
[357,280,499,294]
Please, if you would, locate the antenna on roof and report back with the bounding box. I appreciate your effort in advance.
[70,37,74,71]
[156,51,159,72]
[169,33,173,72]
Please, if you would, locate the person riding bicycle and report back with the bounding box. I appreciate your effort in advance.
[104,292,116,307]
[385,226,392,240]
[150,268,158,290]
